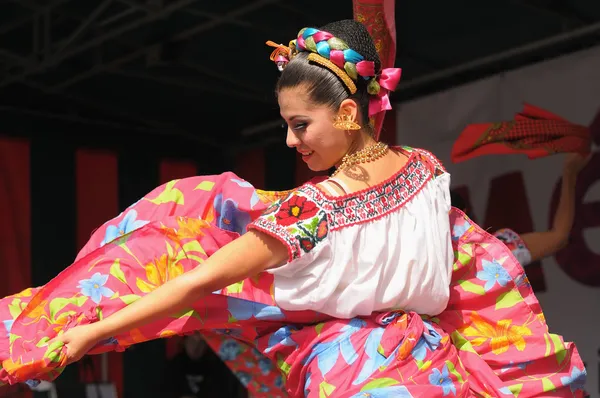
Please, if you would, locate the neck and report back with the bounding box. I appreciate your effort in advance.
[335,132,376,168]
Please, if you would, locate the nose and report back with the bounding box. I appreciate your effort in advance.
[286,128,301,148]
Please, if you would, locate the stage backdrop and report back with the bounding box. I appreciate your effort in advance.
[396,44,600,396]
[0,137,226,398]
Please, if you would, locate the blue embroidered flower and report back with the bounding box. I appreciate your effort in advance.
[274,375,284,389]
[218,340,242,361]
[101,210,149,246]
[77,273,114,304]
[429,364,456,396]
[234,371,252,387]
[227,297,285,321]
[560,366,587,393]
[476,259,511,292]
[349,385,413,397]
[257,384,270,393]
[2,319,13,337]
[251,347,264,358]
[213,194,251,235]
[258,357,273,375]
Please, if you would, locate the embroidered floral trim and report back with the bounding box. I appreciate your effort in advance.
[304,153,435,230]
[413,148,446,173]
[275,195,318,226]
[249,193,329,261]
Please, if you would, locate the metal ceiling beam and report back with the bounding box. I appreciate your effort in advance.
[51,0,279,91]
[97,8,139,28]
[53,0,114,58]
[171,0,279,41]
[117,0,153,13]
[0,49,32,68]
[111,69,270,103]
[274,3,328,27]
[0,0,198,88]
[400,19,600,92]
[0,0,71,70]
[118,0,255,29]
[180,61,268,96]
[0,14,34,36]
[6,0,43,12]
[183,8,255,29]
[20,79,221,147]
[49,4,139,31]
[45,3,268,95]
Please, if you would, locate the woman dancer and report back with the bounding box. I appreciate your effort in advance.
[451,152,589,267]
[1,20,586,397]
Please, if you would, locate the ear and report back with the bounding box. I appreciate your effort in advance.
[338,99,359,122]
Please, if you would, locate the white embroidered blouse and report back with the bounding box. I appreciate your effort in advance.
[247,147,453,319]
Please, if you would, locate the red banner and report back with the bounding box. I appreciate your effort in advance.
[0,138,31,398]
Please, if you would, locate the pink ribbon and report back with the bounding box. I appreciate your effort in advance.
[368,67,402,116]
[330,50,345,69]
[312,31,333,42]
[356,60,375,78]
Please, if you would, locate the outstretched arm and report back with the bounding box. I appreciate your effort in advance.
[520,153,589,262]
[56,230,288,363]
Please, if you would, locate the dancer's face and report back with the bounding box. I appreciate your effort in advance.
[278,85,355,171]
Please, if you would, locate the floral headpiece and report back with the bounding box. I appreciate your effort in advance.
[266,27,401,118]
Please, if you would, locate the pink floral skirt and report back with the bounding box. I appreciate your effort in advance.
[0,173,586,397]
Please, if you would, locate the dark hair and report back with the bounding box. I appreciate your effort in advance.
[276,20,381,132]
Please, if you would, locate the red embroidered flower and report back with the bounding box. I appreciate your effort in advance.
[275,195,318,226]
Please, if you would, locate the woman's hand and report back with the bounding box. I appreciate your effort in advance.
[520,151,592,262]
[563,152,591,175]
[53,324,102,365]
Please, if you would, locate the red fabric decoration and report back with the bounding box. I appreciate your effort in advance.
[451,103,591,163]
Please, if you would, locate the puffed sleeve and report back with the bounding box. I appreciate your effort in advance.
[494,228,533,266]
[247,188,329,264]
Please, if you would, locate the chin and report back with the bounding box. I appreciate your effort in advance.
[303,154,333,172]
[306,162,330,172]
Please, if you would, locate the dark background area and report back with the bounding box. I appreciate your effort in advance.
[1,0,600,153]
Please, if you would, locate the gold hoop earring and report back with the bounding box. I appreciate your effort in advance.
[333,114,361,131]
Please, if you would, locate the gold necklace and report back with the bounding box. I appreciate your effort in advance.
[332,142,389,177]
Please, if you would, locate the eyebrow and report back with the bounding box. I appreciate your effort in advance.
[288,115,309,121]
